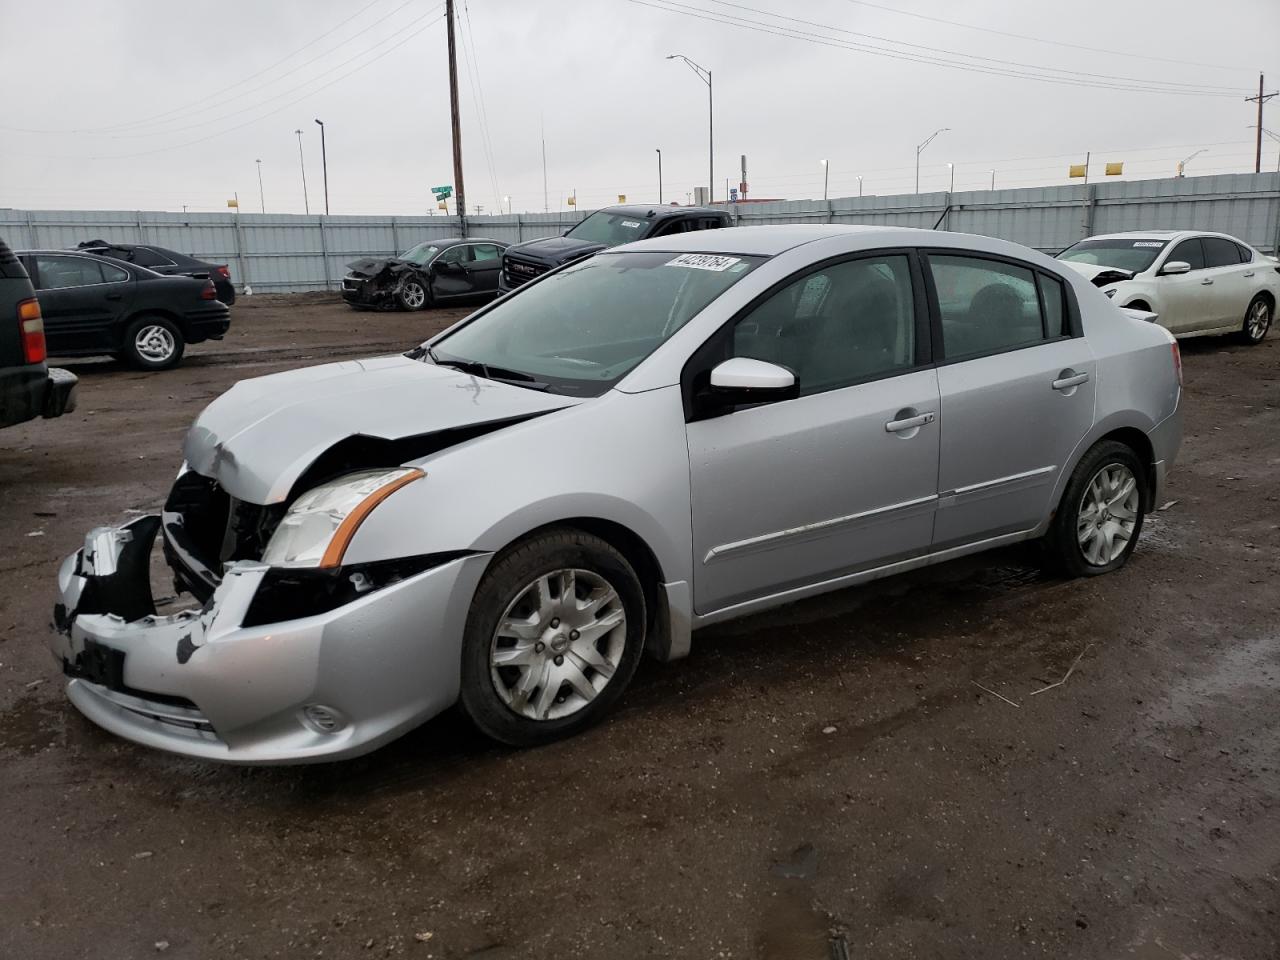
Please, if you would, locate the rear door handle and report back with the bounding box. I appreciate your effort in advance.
[1243,271,1255,278]
[105,293,123,301]
[1052,372,1090,390]
[885,411,935,433]
[1200,278,1214,285]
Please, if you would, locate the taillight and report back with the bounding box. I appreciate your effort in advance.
[1171,341,1182,388]
[214,265,230,280]
[18,298,46,364]
[200,281,217,300]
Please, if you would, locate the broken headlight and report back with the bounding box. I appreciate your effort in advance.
[262,468,424,569]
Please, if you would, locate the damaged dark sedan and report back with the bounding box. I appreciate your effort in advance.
[341,238,507,311]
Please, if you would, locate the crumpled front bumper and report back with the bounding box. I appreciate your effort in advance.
[51,516,490,764]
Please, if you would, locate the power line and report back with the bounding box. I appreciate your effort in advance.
[458,0,504,211]
[834,0,1275,76]
[703,0,1249,93]
[626,0,1247,98]
[76,13,446,161]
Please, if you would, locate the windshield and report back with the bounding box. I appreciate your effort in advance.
[1057,238,1168,273]
[564,211,652,247]
[428,251,764,396]
[399,242,441,266]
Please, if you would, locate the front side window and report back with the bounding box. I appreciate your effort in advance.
[436,244,472,265]
[564,211,650,246]
[1202,236,1243,268]
[730,255,916,395]
[431,250,763,396]
[1057,238,1168,273]
[399,242,440,266]
[34,255,104,289]
[1166,238,1205,271]
[930,255,1044,359]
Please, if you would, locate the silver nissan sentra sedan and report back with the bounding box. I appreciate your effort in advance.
[51,225,1183,763]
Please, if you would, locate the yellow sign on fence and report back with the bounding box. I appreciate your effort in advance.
[617,194,626,203]
[1068,164,1087,179]
[226,198,239,208]
[1105,162,1124,176]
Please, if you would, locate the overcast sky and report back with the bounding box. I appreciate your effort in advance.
[2,0,1278,215]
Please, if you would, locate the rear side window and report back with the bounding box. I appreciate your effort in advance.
[34,255,104,289]
[471,243,502,262]
[1202,236,1243,268]
[101,263,129,282]
[1038,274,1066,338]
[1166,238,1205,271]
[132,246,176,267]
[929,255,1044,358]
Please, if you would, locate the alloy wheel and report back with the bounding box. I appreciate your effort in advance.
[402,281,426,309]
[489,568,627,721]
[1076,463,1140,566]
[1247,299,1271,341]
[134,324,176,363]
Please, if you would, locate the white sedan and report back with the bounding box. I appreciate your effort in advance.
[1057,231,1277,344]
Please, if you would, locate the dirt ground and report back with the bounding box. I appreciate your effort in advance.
[1,293,1277,960]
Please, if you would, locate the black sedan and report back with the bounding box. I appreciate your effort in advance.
[75,240,236,305]
[341,237,507,311]
[17,250,231,370]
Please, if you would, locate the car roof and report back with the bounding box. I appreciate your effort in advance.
[594,204,727,221]
[608,224,927,257]
[1081,230,1245,243]
[408,237,503,247]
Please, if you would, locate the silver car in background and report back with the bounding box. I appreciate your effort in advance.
[51,225,1183,763]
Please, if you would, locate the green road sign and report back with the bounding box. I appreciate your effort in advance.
[431,185,453,197]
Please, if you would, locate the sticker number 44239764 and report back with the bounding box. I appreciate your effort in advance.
[666,253,742,271]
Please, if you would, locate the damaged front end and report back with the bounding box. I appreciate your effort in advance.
[49,474,487,764]
[340,257,423,310]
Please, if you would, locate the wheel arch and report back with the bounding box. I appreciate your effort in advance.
[1051,421,1158,525]
[488,516,681,663]
[120,308,185,347]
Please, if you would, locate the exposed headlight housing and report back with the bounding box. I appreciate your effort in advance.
[1104,289,1117,298]
[262,468,424,569]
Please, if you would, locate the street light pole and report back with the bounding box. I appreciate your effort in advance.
[294,129,310,214]
[915,127,950,194]
[667,54,713,203]
[314,119,329,215]
[656,148,663,203]
[503,195,511,215]
[821,159,829,200]
[990,169,996,191]
[947,162,955,192]
[857,175,863,197]
[255,159,265,213]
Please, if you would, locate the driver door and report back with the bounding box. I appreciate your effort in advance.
[685,252,940,614]
[429,244,475,300]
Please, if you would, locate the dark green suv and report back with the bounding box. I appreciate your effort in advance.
[0,237,76,430]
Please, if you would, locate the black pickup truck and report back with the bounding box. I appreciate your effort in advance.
[0,237,76,431]
[498,204,730,294]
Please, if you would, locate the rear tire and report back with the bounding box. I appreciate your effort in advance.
[397,274,429,311]
[1043,440,1147,578]
[459,528,646,747]
[1238,295,1272,345]
[122,315,185,371]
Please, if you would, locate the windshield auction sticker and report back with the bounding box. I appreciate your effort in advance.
[1131,241,1165,247]
[666,253,742,271]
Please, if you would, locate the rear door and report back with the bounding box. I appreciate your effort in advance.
[1201,236,1252,327]
[31,255,134,353]
[926,252,1096,549]
[686,251,940,613]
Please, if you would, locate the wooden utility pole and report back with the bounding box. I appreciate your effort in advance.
[1247,73,1277,174]
[446,0,466,235]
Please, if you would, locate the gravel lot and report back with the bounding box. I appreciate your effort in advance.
[1,293,1277,959]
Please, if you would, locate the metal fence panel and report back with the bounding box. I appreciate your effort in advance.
[2,172,1275,293]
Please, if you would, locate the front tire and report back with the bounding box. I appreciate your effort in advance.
[122,315,185,370]
[1044,440,1147,578]
[459,528,646,747]
[1239,295,1272,345]
[397,274,429,311]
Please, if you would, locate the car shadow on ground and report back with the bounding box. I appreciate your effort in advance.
[51,542,1061,807]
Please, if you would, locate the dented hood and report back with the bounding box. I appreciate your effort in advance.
[1060,261,1136,286]
[184,355,581,504]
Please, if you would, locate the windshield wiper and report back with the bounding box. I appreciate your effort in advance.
[427,347,551,391]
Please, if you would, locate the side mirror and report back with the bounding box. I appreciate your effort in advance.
[1160,260,1191,276]
[706,357,798,407]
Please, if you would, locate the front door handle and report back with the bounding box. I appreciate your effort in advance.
[1243,271,1255,278]
[104,293,123,301]
[1052,372,1090,391]
[885,411,935,433]
[1200,278,1214,285]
